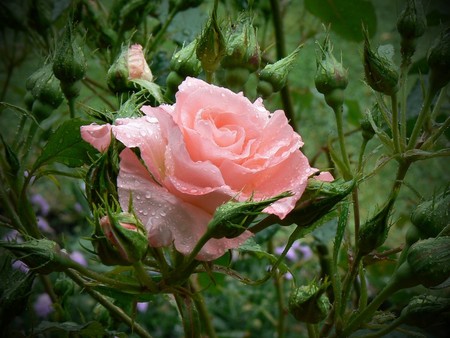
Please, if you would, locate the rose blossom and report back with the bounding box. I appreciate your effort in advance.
[81,77,331,261]
[127,44,153,81]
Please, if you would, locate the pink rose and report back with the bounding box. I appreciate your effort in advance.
[127,44,153,81]
[81,77,330,261]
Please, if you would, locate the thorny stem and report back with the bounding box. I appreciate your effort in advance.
[66,269,154,338]
[406,86,435,150]
[191,279,218,338]
[333,105,352,180]
[390,93,401,153]
[269,0,295,130]
[268,239,286,338]
[421,116,450,150]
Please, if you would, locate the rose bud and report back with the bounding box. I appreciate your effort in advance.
[410,191,450,239]
[53,23,86,98]
[99,211,148,265]
[170,39,202,78]
[222,12,261,81]
[363,29,399,96]
[397,0,426,59]
[279,178,354,228]
[107,44,153,94]
[288,280,331,323]
[196,10,226,75]
[427,28,450,94]
[358,198,394,256]
[360,105,380,141]
[258,46,301,96]
[405,236,450,288]
[208,192,293,239]
[315,35,348,109]
[400,295,450,329]
[0,239,72,274]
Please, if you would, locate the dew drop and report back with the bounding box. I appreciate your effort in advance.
[160,211,167,217]
[145,192,152,199]
[143,211,148,216]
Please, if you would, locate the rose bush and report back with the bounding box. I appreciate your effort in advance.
[81,77,331,260]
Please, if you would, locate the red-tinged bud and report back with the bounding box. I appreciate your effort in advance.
[196,10,226,75]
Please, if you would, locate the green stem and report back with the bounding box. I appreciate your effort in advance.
[339,254,362,316]
[307,323,319,338]
[274,273,286,338]
[359,317,404,338]
[358,265,368,310]
[147,1,183,55]
[338,279,401,337]
[68,97,76,119]
[421,116,450,150]
[399,56,411,146]
[430,85,447,122]
[191,280,218,338]
[67,260,143,292]
[65,269,154,338]
[269,0,295,129]
[133,262,158,292]
[333,105,352,179]
[390,93,401,153]
[357,138,369,174]
[406,86,435,150]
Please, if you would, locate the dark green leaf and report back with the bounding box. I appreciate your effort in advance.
[0,134,20,174]
[32,118,96,171]
[305,0,377,42]
[239,238,289,274]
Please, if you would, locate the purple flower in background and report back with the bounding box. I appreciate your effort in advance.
[31,194,50,216]
[70,251,88,267]
[275,241,313,262]
[137,302,149,312]
[34,293,53,318]
[37,217,54,234]
[12,260,29,273]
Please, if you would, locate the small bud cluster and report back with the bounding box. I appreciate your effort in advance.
[396,0,426,60]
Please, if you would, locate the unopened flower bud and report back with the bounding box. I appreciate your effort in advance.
[258,46,301,93]
[397,0,426,59]
[358,199,393,256]
[30,64,64,109]
[208,192,292,239]
[107,44,153,93]
[405,236,450,288]
[196,11,226,74]
[427,28,450,94]
[98,211,148,265]
[363,29,399,96]
[222,13,261,72]
[0,239,71,274]
[53,23,86,84]
[288,280,331,323]
[400,295,450,328]
[315,36,348,94]
[410,191,450,239]
[360,105,380,141]
[170,40,202,77]
[280,178,354,227]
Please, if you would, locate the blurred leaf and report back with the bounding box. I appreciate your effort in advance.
[0,133,20,174]
[0,102,38,124]
[0,255,35,331]
[305,0,376,42]
[345,99,362,126]
[239,238,289,274]
[34,321,106,337]
[32,118,96,171]
[92,285,154,303]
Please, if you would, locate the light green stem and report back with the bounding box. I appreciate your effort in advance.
[390,93,401,154]
[333,105,352,179]
[421,116,450,150]
[65,269,154,338]
[134,262,158,292]
[406,87,435,150]
[191,281,218,338]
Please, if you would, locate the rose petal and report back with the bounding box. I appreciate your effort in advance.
[80,124,112,152]
[117,148,250,261]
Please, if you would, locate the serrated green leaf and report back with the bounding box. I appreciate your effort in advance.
[305,0,377,42]
[0,134,20,174]
[32,118,96,171]
[131,79,165,104]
